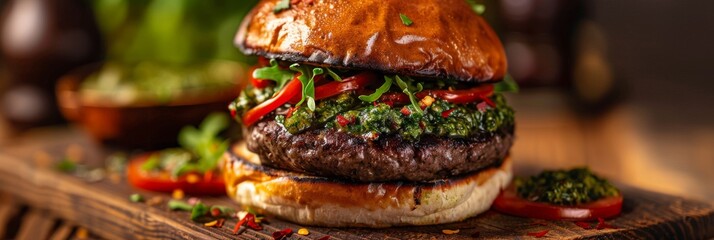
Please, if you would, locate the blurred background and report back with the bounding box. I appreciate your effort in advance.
[0,0,712,204]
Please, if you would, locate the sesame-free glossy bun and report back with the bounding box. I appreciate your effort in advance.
[235,0,507,83]
[222,142,512,227]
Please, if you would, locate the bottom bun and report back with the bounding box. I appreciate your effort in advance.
[222,142,512,227]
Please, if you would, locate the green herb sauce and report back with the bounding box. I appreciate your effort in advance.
[263,90,514,140]
[515,168,620,206]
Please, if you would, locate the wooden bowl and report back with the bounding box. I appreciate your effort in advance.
[56,64,241,149]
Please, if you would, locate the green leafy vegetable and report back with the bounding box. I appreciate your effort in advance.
[190,202,210,222]
[394,75,424,113]
[289,64,324,111]
[274,0,290,13]
[494,74,519,93]
[129,193,144,203]
[141,154,160,171]
[465,0,486,15]
[160,112,230,178]
[359,76,393,102]
[168,199,193,211]
[252,59,294,89]
[399,13,413,26]
[325,68,342,82]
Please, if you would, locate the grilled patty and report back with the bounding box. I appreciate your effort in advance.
[245,118,514,182]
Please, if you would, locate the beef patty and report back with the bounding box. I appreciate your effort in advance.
[245,118,514,182]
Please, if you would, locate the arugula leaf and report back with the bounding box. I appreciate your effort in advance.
[325,68,342,82]
[252,59,294,89]
[494,74,519,93]
[170,112,230,177]
[289,64,324,111]
[140,154,160,171]
[273,0,290,13]
[399,13,413,26]
[359,76,393,102]
[190,202,210,222]
[465,0,486,15]
[394,75,423,113]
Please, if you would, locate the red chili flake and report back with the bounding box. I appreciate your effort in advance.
[401,107,411,116]
[441,109,455,118]
[419,121,425,130]
[216,218,225,228]
[477,101,489,112]
[527,230,549,238]
[480,95,495,107]
[596,217,618,230]
[317,236,331,240]
[233,213,261,234]
[575,221,592,229]
[272,228,293,240]
[211,208,221,217]
[286,107,297,118]
[336,115,351,127]
[232,219,246,234]
[373,101,379,106]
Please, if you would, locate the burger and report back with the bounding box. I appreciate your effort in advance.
[223,0,517,227]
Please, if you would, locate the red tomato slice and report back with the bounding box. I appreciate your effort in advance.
[492,186,623,221]
[417,84,494,104]
[377,85,495,105]
[127,153,226,195]
[242,76,302,126]
[288,72,379,104]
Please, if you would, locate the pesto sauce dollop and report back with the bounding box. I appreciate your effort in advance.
[515,168,620,206]
[272,92,514,141]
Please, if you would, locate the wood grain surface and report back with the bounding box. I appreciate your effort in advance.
[0,128,712,239]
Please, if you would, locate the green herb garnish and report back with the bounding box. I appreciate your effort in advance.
[399,13,413,26]
[289,64,324,111]
[465,0,486,15]
[274,0,290,13]
[494,74,519,93]
[325,68,342,82]
[173,113,229,177]
[394,75,423,113]
[252,59,294,89]
[129,193,144,203]
[168,199,193,211]
[56,158,77,173]
[515,167,620,206]
[358,76,393,102]
[190,202,210,222]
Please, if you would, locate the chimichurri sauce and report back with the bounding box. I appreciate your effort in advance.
[272,92,514,141]
[515,168,620,206]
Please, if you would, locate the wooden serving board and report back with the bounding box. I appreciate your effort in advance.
[0,129,712,239]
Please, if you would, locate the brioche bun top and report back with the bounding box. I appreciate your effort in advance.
[236,0,507,83]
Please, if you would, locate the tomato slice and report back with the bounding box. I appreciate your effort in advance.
[127,153,226,195]
[288,72,379,104]
[242,76,302,126]
[492,186,623,221]
[248,66,271,89]
[377,85,495,105]
[417,84,494,104]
